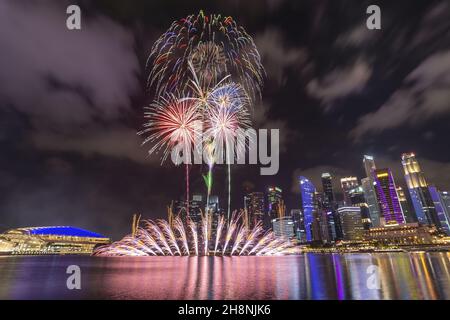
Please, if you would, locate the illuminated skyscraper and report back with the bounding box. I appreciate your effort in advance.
[320,172,340,240]
[363,155,376,178]
[361,155,381,227]
[244,192,265,228]
[337,206,364,241]
[290,209,306,241]
[373,168,405,225]
[401,153,440,227]
[267,187,283,219]
[428,186,450,235]
[396,186,414,223]
[349,186,371,230]
[299,177,317,242]
[340,176,359,205]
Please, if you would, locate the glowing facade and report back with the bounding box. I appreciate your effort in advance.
[373,168,405,225]
[401,153,439,227]
[0,226,110,255]
[299,177,316,242]
[362,155,381,227]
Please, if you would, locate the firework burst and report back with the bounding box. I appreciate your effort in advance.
[147,10,264,101]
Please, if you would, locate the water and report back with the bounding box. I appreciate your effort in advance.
[0,252,449,300]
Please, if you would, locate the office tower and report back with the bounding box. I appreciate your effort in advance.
[348,186,371,230]
[272,216,295,238]
[207,195,219,213]
[321,172,340,241]
[244,192,265,228]
[299,177,318,242]
[396,186,414,223]
[401,153,440,228]
[428,186,450,235]
[363,155,376,178]
[373,169,405,225]
[362,155,381,227]
[290,209,306,241]
[340,176,359,205]
[440,191,450,220]
[337,206,364,241]
[316,192,332,243]
[267,187,283,220]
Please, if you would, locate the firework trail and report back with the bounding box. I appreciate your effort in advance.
[147,10,264,101]
[158,219,182,255]
[213,214,225,255]
[93,211,292,256]
[203,82,251,222]
[173,216,190,255]
[188,218,199,256]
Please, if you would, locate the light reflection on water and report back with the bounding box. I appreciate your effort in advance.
[0,252,448,300]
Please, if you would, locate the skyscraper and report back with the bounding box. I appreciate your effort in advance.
[299,177,318,242]
[428,186,450,235]
[290,209,306,241]
[267,187,283,219]
[363,155,376,178]
[244,192,265,228]
[362,155,381,227]
[396,186,414,223]
[401,153,440,227]
[321,172,340,241]
[440,191,450,220]
[373,168,405,225]
[349,186,371,230]
[337,206,364,241]
[340,176,359,205]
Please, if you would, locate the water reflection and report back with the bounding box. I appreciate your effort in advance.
[0,253,448,299]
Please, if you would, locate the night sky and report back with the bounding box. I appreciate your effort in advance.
[1,0,449,239]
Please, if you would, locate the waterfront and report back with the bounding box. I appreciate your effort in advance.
[0,252,449,300]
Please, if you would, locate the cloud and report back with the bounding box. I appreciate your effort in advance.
[0,0,141,159]
[255,28,307,86]
[32,126,155,165]
[351,50,450,140]
[306,59,372,110]
[252,102,295,152]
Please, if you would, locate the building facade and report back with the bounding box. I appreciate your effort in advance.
[373,168,405,225]
[401,153,440,227]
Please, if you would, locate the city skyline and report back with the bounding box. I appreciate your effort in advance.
[1,0,450,241]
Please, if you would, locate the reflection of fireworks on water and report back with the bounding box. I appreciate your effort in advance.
[94,212,292,256]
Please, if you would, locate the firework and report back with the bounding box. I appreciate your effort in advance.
[139,94,202,164]
[93,211,292,256]
[147,11,264,101]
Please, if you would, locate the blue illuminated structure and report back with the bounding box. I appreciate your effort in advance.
[299,176,316,242]
[25,226,106,238]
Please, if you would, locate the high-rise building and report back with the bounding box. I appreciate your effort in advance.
[373,168,405,225]
[272,216,295,238]
[440,191,450,221]
[316,192,332,243]
[321,172,340,241]
[299,177,318,242]
[337,206,364,241]
[396,186,414,223]
[401,153,440,228]
[348,186,371,230]
[363,155,376,178]
[428,186,450,235]
[340,176,359,205]
[290,209,306,241]
[267,187,283,219]
[244,192,265,228]
[362,155,381,227]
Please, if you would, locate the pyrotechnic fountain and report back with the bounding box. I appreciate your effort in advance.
[94,211,292,257]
